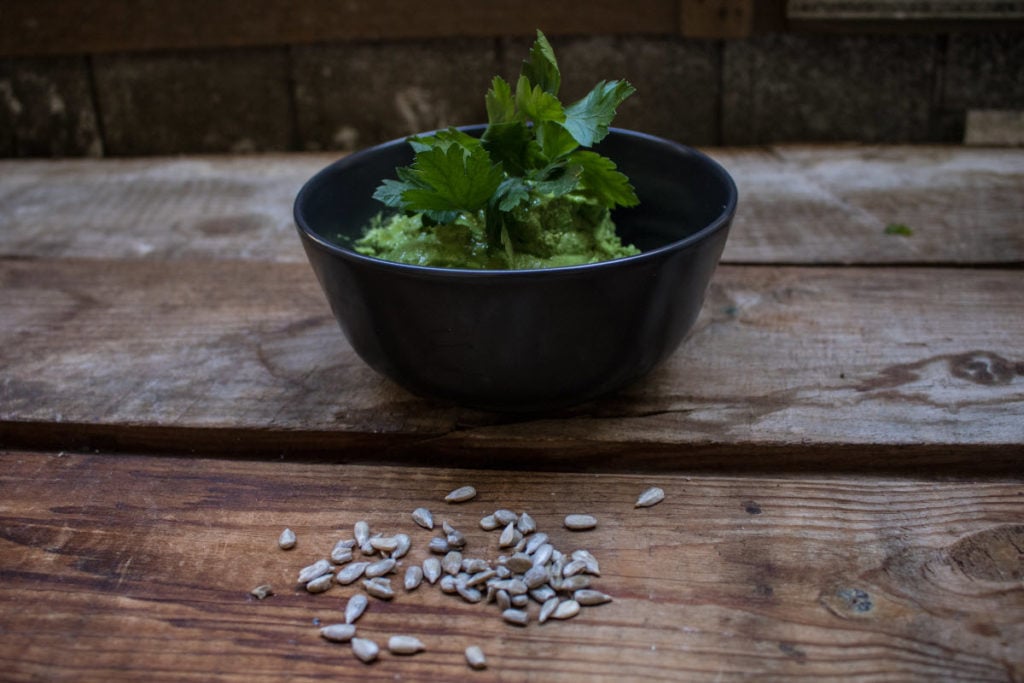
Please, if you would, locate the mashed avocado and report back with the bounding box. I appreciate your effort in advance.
[354,193,639,270]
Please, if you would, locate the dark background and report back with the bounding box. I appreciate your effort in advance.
[1,0,1021,157]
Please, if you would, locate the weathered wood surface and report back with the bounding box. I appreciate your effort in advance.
[1,451,1020,682]
[1,146,1021,265]
[1,258,1021,469]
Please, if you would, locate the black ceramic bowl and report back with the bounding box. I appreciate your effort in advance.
[294,126,737,411]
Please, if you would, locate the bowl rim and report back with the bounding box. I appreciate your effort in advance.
[294,125,738,279]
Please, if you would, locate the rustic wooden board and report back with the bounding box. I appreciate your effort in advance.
[0,451,1020,682]
[0,0,679,57]
[1,147,1020,265]
[1,258,1021,469]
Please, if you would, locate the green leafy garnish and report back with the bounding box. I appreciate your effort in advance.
[372,30,638,255]
[884,223,913,236]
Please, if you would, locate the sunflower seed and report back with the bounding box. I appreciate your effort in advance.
[428,536,451,554]
[392,533,411,559]
[345,594,369,624]
[278,528,297,550]
[250,584,273,600]
[530,585,556,603]
[465,645,487,670]
[493,509,517,525]
[411,507,434,530]
[494,565,511,579]
[498,522,517,548]
[330,543,354,565]
[320,623,356,642]
[466,568,496,587]
[404,565,423,591]
[362,577,395,600]
[539,597,560,623]
[445,486,477,503]
[442,551,463,576]
[456,581,483,603]
[365,557,396,578]
[564,514,597,530]
[297,559,332,584]
[574,589,613,606]
[439,575,458,594]
[635,486,665,508]
[525,533,549,555]
[510,593,529,608]
[305,573,334,593]
[516,512,537,535]
[571,549,601,576]
[422,557,442,584]
[479,514,500,531]
[462,558,490,574]
[351,637,379,663]
[552,599,581,620]
[446,529,467,548]
[369,535,400,553]
[336,561,370,585]
[505,553,533,574]
[502,608,529,626]
[523,566,549,589]
[495,589,511,611]
[531,543,554,568]
[388,635,425,655]
[353,521,370,548]
[562,559,588,578]
[561,575,591,591]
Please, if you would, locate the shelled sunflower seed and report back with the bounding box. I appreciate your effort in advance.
[250,584,273,600]
[278,528,297,550]
[388,635,425,655]
[465,645,487,670]
[351,637,378,663]
[320,623,356,642]
[404,565,423,591]
[563,514,598,530]
[305,572,334,594]
[411,507,434,530]
[445,485,477,503]
[635,486,665,508]
[278,493,616,674]
[345,594,368,624]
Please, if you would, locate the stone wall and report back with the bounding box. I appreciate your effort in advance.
[1,30,1021,156]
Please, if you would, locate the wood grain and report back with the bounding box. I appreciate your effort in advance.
[0,0,679,57]
[0,451,1020,682]
[1,258,1021,469]
[1,146,1020,265]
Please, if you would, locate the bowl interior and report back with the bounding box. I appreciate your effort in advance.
[296,126,736,264]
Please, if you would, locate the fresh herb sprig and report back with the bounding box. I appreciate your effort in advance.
[372,30,638,254]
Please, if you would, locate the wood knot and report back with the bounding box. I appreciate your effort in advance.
[945,524,1023,582]
[949,351,1018,386]
[819,586,874,619]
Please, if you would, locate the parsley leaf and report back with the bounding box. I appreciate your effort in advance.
[569,150,639,208]
[372,29,639,257]
[563,80,636,147]
[520,30,561,96]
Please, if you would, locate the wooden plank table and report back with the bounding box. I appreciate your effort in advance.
[1,146,1022,681]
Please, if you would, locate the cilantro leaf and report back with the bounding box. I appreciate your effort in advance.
[568,150,639,208]
[521,30,560,96]
[563,80,636,147]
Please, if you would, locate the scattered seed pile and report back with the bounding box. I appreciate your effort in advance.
[253,484,665,671]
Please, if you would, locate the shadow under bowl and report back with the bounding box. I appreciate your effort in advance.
[294,126,737,412]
